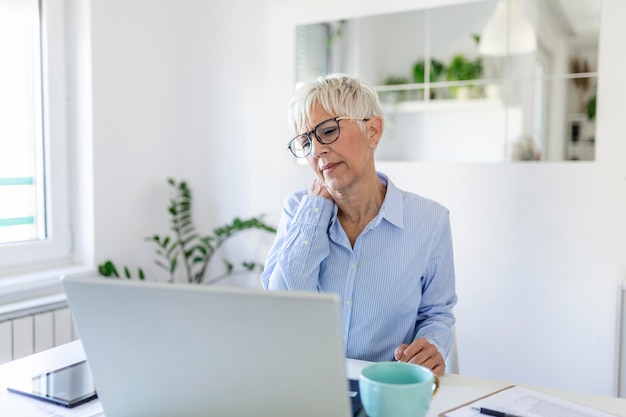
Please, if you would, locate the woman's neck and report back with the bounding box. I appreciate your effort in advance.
[333,174,387,246]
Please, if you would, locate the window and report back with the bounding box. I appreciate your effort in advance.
[0,0,72,272]
[0,0,45,245]
[295,23,331,83]
[294,1,600,162]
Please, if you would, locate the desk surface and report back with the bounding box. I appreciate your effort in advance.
[1,341,625,417]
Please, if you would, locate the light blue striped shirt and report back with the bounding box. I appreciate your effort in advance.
[261,172,457,362]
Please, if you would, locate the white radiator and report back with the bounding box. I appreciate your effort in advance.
[0,294,77,365]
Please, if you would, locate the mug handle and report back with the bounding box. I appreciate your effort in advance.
[432,375,440,397]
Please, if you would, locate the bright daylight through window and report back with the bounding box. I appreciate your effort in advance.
[0,0,45,246]
[0,0,72,273]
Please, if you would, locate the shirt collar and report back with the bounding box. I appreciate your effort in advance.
[328,172,405,231]
[375,172,404,230]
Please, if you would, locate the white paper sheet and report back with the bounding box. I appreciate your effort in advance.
[443,386,619,417]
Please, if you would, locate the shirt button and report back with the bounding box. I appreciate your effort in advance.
[302,240,309,245]
[313,207,320,213]
[351,263,356,268]
[345,299,351,306]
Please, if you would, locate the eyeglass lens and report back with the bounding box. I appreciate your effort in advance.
[290,118,341,157]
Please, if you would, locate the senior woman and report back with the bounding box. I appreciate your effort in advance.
[260,73,457,376]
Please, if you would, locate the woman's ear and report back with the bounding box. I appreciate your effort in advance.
[367,117,383,148]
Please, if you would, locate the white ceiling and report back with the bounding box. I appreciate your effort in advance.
[553,0,601,39]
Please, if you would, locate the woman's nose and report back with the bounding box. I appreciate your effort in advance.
[311,138,329,157]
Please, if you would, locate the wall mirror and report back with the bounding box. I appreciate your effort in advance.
[295,0,600,162]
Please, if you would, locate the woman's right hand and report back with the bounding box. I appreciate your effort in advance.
[309,178,333,201]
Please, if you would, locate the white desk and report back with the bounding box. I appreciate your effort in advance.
[1,341,625,417]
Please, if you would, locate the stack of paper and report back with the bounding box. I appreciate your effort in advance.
[442,386,619,417]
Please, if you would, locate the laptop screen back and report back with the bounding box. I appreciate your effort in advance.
[63,275,352,417]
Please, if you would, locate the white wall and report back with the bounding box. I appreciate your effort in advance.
[88,0,626,396]
[90,0,186,277]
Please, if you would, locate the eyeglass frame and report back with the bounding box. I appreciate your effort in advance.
[287,116,370,158]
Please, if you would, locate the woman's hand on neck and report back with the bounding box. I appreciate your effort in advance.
[308,170,386,223]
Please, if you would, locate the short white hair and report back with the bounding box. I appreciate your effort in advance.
[288,73,384,135]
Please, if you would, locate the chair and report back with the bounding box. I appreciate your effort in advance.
[446,325,460,374]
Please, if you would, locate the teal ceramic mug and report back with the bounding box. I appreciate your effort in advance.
[359,361,440,417]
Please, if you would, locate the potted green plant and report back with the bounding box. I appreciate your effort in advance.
[412,58,445,84]
[585,93,596,121]
[98,178,276,285]
[413,59,445,99]
[380,75,411,102]
[445,54,483,98]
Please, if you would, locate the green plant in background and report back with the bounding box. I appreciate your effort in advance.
[445,54,483,97]
[445,54,483,83]
[412,59,445,84]
[98,178,276,284]
[327,19,347,48]
[472,33,481,47]
[445,33,484,97]
[381,75,411,102]
[98,260,146,280]
[585,94,596,121]
[383,75,410,86]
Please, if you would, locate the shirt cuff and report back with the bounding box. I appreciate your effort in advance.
[292,195,334,226]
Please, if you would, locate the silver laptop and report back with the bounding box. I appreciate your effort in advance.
[62,275,353,417]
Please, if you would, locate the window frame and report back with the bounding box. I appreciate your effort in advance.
[0,0,72,274]
[295,22,332,84]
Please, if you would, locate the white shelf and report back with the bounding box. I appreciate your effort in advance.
[566,113,595,161]
[383,97,504,113]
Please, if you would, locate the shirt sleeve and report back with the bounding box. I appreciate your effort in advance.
[413,210,458,361]
[260,193,335,291]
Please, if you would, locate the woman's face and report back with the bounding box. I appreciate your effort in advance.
[305,104,381,194]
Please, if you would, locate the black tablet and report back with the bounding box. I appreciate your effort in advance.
[7,360,98,408]
[349,378,362,416]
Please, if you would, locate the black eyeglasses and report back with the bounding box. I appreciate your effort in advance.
[287,117,370,158]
